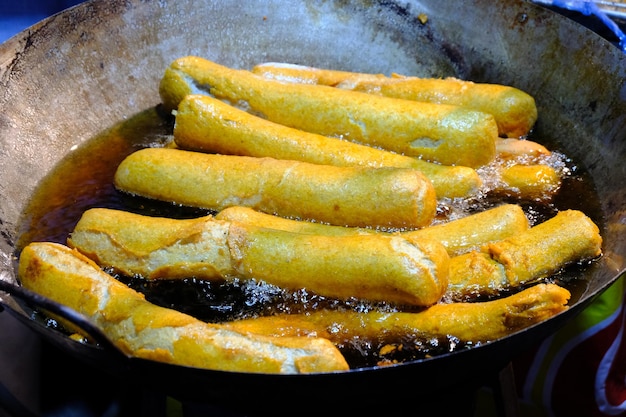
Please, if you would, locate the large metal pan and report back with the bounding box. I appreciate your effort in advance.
[1,0,625,414]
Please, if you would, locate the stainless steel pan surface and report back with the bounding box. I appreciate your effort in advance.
[0,0,625,413]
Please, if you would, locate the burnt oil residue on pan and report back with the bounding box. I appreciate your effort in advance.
[0,0,625,413]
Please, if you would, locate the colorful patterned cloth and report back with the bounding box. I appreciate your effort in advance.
[511,276,626,416]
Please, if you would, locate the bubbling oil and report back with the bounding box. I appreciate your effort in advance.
[16,105,603,369]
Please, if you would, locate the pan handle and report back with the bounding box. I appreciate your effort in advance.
[0,279,126,358]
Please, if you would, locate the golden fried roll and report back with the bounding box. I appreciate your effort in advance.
[251,62,537,138]
[224,283,570,344]
[114,148,436,229]
[216,204,530,256]
[215,206,372,237]
[228,223,449,306]
[251,62,389,86]
[445,251,508,300]
[68,208,450,306]
[498,164,561,200]
[488,210,602,284]
[496,138,551,159]
[68,209,234,280]
[444,210,602,299]
[159,56,498,167]
[18,242,349,374]
[174,94,481,198]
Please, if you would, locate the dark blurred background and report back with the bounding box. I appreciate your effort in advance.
[0,0,86,43]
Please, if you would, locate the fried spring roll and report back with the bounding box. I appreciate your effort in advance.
[215,204,530,256]
[159,56,498,167]
[18,242,350,374]
[251,62,537,138]
[223,283,570,344]
[68,208,450,306]
[113,148,437,229]
[173,94,481,198]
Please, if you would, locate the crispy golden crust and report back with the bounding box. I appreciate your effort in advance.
[445,209,602,299]
[228,223,450,306]
[488,210,603,284]
[224,283,570,344]
[251,62,537,138]
[174,94,481,199]
[69,208,450,306]
[113,148,437,229]
[159,56,498,167]
[498,164,562,199]
[18,242,349,374]
[215,204,530,256]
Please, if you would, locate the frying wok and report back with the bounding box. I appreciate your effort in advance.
[0,0,625,414]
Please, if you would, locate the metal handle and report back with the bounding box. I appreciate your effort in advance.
[0,279,125,357]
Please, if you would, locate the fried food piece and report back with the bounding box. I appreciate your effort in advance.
[251,62,389,86]
[215,204,530,256]
[223,283,570,344]
[159,56,498,167]
[68,208,450,306]
[488,210,602,284]
[496,138,551,158]
[113,148,437,229]
[446,251,508,300]
[251,62,537,138]
[173,94,481,199]
[17,242,350,374]
[498,164,562,200]
[445,210,602,300]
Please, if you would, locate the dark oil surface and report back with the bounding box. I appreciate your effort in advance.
[15,105,604,368]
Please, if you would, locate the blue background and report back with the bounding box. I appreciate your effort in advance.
[0,0,86,43]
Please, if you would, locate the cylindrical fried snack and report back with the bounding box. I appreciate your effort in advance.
[251,62,389,86]
[445,210,602,299]
[496,138,550,159]
[68,208,450,306]
[173,94,481,199]
[215,204,530,256]
[224,283,570,344]
[114,148,437,229]
[18,242,350,374]
[446,251,508,300]
[159,56,498,167]
[498,164,561,200]
[487,210,603,284]
[251,62,538,138]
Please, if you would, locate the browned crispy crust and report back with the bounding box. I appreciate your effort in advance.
[18,242,349,374]
[113,148,437,229]
[68,208,450,306]
[224,283,570,344]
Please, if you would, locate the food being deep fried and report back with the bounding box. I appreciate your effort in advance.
[487,210,602,284]
[68,208,450,306]
[498,164,561,199]
[215,204,530,256]
[173,94,481,199]
[223,283,570,344]
[18,242,350,374]
[251,62,537,138]
[113,148,437,229]
[159,56,498,167]
[445,210,602,300]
